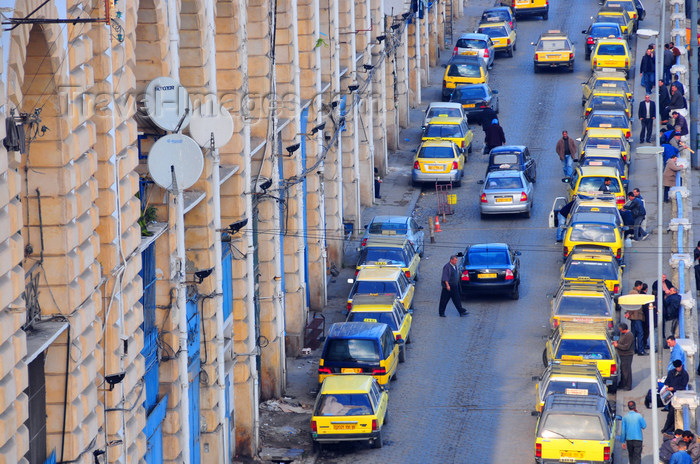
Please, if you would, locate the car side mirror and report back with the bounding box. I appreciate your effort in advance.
[477,179,485,184]
[530,411,540,417]
[456,252,464,257]
[492,89,499,94]
[408,309,414,315]
[418,226,424,230]
[562,178,571,183]
[620,264,626,269]
[356,247,361,252]
[531,375,539,381]
[442,64,448,68]
[622,226,629,231]
[582,30,587,34]
[363,224,368,229]
[396,338,405,345]
[515,251,522,256]
[347,278,354,284]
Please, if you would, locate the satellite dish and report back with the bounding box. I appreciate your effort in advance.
[147,134,203,190]
[189,101,234,148]
[143,77,192,132]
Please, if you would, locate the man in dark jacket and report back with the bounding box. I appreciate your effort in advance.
[694,241,700,292]
[664,287,682,340]
[556,130,577,177]
[664,44,675,84]
[638,94,657,143]
[640,48,656,94]
[613,322,635,390]
[438,255,468,317]
[671,111,689,136]
[660,79,672,122]
[662,360,689,434]
[622,192,649,241]
[483,119,506,155]
[668,85,687,116]
[661,430,685,464]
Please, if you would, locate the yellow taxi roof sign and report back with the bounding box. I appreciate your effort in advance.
[547,30,562,33]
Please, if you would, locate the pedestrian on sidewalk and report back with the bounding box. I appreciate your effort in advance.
[626,281,647,355]
[438,255,468,317]
[663,154,682,202]
[374,167,382,199]
[483,119,505,155]
[640,282,653,351]
[640,47,656,94]
[556,130,577,178]
[622,192,648,241]
[662,360,690,435]
[670,440,693,464]
[613,322,634,390]
[693,241,700,292]
[664,289,682,342]
[671,431,700,463]
[620,400,646,464]
[672,74,685,96]
[664,44,675,85]
[667,336,687,370]
[661,430,685,464]
[638,95,656,143]
[660,80,672,122]
[667,85,686,116]
[653,274,675,298]
[671,111,689,136]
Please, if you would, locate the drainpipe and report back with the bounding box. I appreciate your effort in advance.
[167,0,180,77]
[414,12,422,105]
[203,0,230,459]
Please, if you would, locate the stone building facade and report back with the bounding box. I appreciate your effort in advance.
[0,0,460,462]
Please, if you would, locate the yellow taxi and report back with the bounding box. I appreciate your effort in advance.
[347,266,415,311]
[580,147,629,187]
[561,250,623,295]
[442,55,488,100]
[604,0,640,28]
[533,361,607,413]
[422,116,474,155]
[579,127,631,163]
[502,0,549,20]
[597,5,634,38]
[311,375,388,450]
[564,165,626,207]
[542,322,620,388]
[532,30,575,72]
[476,21,517,57]
[346,294,413,363]
[412,139,466,187]
[356,237,420,281]
[584,89,632,118]
[562,211,625,263]
[550,281,615,330]
[535,393,616,464]
[581,71,632,104]
[591,38,631,76]
[583,109,631,141]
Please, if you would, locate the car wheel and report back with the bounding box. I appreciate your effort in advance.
[507,46,514,58]
[585,52,590,61]
[398,345,406,363]
[406,334,412,344]
[391,370,398,381]
[568,62,574,73]
[372,430,384,449]
[495,102,499,114]
[454,178,462,188]
[543,11,548,19]
[542,348,548,367]
[534,63,539,73]
[411,179,420,188]
[383,410,389,425]
[513,42,517,51]
[413,270,419,282]
[468,142,472,154]
[510,283,520,300]
[523,206,531,218]
[312,440,321,453]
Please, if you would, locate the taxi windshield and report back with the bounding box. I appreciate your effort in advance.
[453,86,487,99]
[359,248,407,266]
[569,224,617,243]
[478,26,507,37]
[315,393,373,416]
[347,311,399,330]
[545,380,601,397]
[591,25,621,38]
[456,38,487,49]
[565,260,618,280]
[538,414,607,440]
[537,39,570,51]
[418,146,455,159]
[448,63,482,78]
[596,43,626,55]
[585,137,623,149]
[324,339,380,363]
[557,295,611,316]
[427,107,462,119]
[353,281,399,295]
[492,153,519,165]
[587,113,629,128]
[556,339,612,360]
[577,176,622,192]
[485,177,523,189]
[425,124,464,138]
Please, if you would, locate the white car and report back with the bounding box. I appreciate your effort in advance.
[421,102,466,131]
[453,33,496,69]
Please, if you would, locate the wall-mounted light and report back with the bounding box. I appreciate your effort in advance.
[402,12,411,20]
[376,35,386,43]
[285,143,300,155]
[363,64,374,71]
[348,84,359,92]
[390,24,401,31]
[310,122,326,135]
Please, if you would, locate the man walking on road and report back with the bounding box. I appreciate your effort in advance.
[638,94,656,143]
[438,255,468,317]
[556,130,577,177]
[620,400,646,464]
[613,323,634,390]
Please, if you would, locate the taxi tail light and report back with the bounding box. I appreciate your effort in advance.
[372,419,378,431]
[347,302,353,311]
[318,367,331,375]
[613,284,620,294]
[505,269,514,280]
[604,446,611,461]
[361,238,368,247]
[395,334,403,341]
[311,420,318,432]
[587,37,595,45]
[625,58,629,67]
[405,270,411,279]
[452,161,459,170]
[480,104,489,108]
[511,0,516,6]
[535,443,542,458]
[480,193,487,203]
[507,38,511,45]
[608,321,614,329]
[442,79,447,89]
[553,319,560,328]
[633,12,637,19]
[355,269,359,277]
[616,197,625,207]
[372,367,386,376]
[569,52,573,60]
[563,246,569,256]
[625,130,631,139]
[585,109,591,117]
[414,161,420,169]
[519,192,528,202]
[616,248,622,260]
[610,364,617,376]
[460,140,465,149]
[484,48,490,58]
[452,45,458,56]
[461,270,470,281]
[508,21,513,29]
[622,154,627,163]
[593,58,598,66]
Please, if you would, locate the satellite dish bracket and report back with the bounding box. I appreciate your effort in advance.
[170,165,180,194]
[174,108,190,133]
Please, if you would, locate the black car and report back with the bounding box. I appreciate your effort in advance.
[633,0,646,21]
[582,22,624,60]
[486,145,536,182]
[457,243,521,299]
[449,84,498,124]
[480,7,516,31]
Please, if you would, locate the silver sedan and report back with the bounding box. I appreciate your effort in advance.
[479,170,534,218]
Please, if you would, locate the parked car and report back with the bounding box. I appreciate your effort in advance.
[486,145,536,182]
[449,84,499,124]
[582,22,624,60]
[452,33,496,69]
[480,169,534,218]
[361,215,425,256]
[457,242,521,299]
[421,102,466,131]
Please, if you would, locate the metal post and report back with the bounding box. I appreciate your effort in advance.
[649,305,660,464]
[691,0,699,166]
[657,147,665,379]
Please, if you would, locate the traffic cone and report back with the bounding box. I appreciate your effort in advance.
[435,215,442,233]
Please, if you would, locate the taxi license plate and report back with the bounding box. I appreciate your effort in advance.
[561,450,584,459]
[478,273,497,278]
[341,368,363,374]
[426,164,443,171]
[517,0,529,4]
[572,317,594,323]
[495,197,512,203]
[465,103,476,108]
[547,54,560,59]
[461,51,477,56]
[333,424,356,430]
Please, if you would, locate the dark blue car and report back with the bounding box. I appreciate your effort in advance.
[457,243,521,300]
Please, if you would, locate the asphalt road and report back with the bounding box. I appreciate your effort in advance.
[317,1,639,463]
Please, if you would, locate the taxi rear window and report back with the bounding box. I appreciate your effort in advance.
[315,393,373,416]
[359,248,408,266]
[456,38,487,49]
[585,137,623,149]
[324,339,380,363]
[418,146,456,159]
[569,224,617,243]
[448,63,482,78]
[538,414,607,440]
[368,222,408,235]
[557,295,611,316]
[536,39,570,51]
[424,124,464,139]
[478,26,507,37]
[596,44,626,55]
[591,25,621,37]
[467,250,510,266]
[582,157,623,171]
[481,11,509,22]
[593,80,629,92]
[545,380,602,397]
[347,311,399,330]
[427,107,462,119]
[353,281,399,295]
[588,113,629,127]
[591,95,624,106]
[492,154,519,165]
[556,339,612,360]
[565,261,618,280]
[453,86,488,100]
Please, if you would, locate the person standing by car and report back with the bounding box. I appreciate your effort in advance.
[626,281,647,356]
[622,192,649,241]
[483,119,506,155]
[620,400,647,464]
[556,199,575,242]
[662,359,689,435]
[664,153,682,202]
[613,323,635,390]
[638,94,656,143]
[556,130,577,177]
[374,167,382,199]
[438,255,468,317]
[640,47,656,95]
